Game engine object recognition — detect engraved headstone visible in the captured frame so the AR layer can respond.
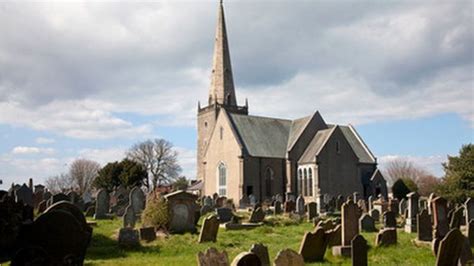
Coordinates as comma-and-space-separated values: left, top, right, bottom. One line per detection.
129, 187, 145, 216
370, 209, 380, 222
123, 205, 136, 228
332, 200, 359, 257
249, 207, 265, 223
274, 200, 282, 215
383, 211, 397, 228
359, 213, 376, 232
432, 197, 449, 239
94, 189, 109, 219
199, 215, 219, 243
307, 202, 317, 220
405, 192, 419, 233
273, 249, 304, 266
299, 227, 327, 262
164, 190, 199, 233
197, 247, 229, 266
351, 234, 368, 266
118, 228, 140, 247
250, 243, 270, 266
435, 228, 465, 266
449, 207, 464, 229
217, 207, 233, 223
375, 228, 397, 246
296, 196, 305, 215
417, 209, 432, 241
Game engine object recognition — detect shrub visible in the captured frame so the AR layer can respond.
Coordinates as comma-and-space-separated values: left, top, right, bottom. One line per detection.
141, 192, 169, 229
392, 178, 411, 200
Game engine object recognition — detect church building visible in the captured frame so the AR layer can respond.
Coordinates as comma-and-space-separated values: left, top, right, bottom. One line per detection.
197, 2, 388, 206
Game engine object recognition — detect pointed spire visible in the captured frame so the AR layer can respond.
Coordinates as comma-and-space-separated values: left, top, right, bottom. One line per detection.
208, 0, 237, 106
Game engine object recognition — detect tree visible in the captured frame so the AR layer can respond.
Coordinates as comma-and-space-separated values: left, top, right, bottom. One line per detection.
416, 174, 441, 196
68, 159, 100, 195
437, 144, 474, 203
127, 138, 182, 189
173, 176, 189, 191
392, 178, 411, 200
384, 159, 426, 185
93, 159, 148, 191
45, 173, 73, 193
93, 161, 122, 192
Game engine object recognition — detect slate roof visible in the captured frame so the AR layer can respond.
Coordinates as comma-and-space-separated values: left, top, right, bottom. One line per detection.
287, 115, 312, 150
298, 127, 335, 164
339, 125, 375, 164
228, 113, 292, 158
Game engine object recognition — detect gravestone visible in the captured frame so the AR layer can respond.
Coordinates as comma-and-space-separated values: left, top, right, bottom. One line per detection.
459, 237, 473, 266
275, 194, 283, 203
284, 201, 295, 213
351, 234, 368, 266
389, 198, 399, 215
50, 193, 69, 206
383, 211, 397, 228
199, 215, 219, 243
204, 196, 213, 207
399, 198, 407, 216
336, 195, 344, 211
375, 228, 397, 246
307, 202, 317, 220
15, 184, 33, 206
333, 200, 359, 257
230, 252, 261, 266
216, 196, 226, 208
357, 199, 367, 214
44, 201, 91, 237
273, 249, 304, 266
250, 243, 270, 266
94, 189, 109, 219
435, 228, 465, 266
201, 205, 213, 216
468, 220, 474, 247
37, 200, 47, 213
465, 198, 473, 225
428, 193, 436, 215
296, 196, 305, 215
417, 209, 432, 241
129, 187, 145, 216
118, 228, 140, 247
249, 194, 256, 206
326, 224, 342, 247
249, 207, 265, 223
353, 192, 360, 203
274, 200, 282, 215
449, 207, 463, 229
405, 192, 419, 233
197, 247, 229, 266
164, 190, 199, 233
123, 205, 136, 228
432, 197, 449, 239
359, 214, 376, 232
299, 227, 327, 262
139, 227, 156, 242
217, 207, 233, 223
370, 209, 380, 222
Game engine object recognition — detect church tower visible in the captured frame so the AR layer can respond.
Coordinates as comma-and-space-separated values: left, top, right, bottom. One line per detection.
197, 1, 248, 180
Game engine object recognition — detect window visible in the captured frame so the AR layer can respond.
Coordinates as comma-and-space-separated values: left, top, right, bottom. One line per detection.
336, 141, 340, 154
218, 162, 227, 196
308, 168, 313, 196
204, 121, 208, 128
220, 127, 224, 140
265, 167, 274, 198
303, 169, 308, 196
298, 169, 303, 196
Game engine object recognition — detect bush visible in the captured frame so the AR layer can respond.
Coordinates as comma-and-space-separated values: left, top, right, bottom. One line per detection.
392, 178, 411, 200
141, 192, 169, 229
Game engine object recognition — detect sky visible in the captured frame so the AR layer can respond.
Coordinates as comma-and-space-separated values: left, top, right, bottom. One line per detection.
0, 0, 472, 190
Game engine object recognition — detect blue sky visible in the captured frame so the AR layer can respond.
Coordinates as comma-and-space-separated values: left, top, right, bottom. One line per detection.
0, 1, 472, 189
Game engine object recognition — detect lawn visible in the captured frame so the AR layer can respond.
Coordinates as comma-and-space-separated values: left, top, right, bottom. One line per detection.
84, 213, 442, 266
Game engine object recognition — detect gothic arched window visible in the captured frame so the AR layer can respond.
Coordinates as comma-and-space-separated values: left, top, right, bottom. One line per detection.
308, 168, 313, 196
303, 169, 308, 196
218, 162, 227, 196
265, 167, 274, 198
298, 169, 303, 196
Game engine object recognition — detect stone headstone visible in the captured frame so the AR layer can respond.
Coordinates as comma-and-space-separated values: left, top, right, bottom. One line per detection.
370, 209, 380, 222
336, 195, 344, 211
435, 228, 465, 266
250, 243, 270, 266
357, 199, 367, 214
383, 211, 396, 228
129, 187, 145, 216
217, 207, 233, 223
37, 200, 47, 213
353, 192, 360, 203
405, 192, 419, 233
123, 205, 136, 228
197, 247, 229, 266
199, 215, 219, 243
274, 200, 282, 215
230, 252, 261, 266
299, 227, 327, 262
307, 202, 317, 221
449, 207, 463, 229
284, 201, 295, 213
428, 193, 436, 215
15, 184, 33, 206
326, 224, 342, 247
417, 209, 432, 241
465, 198, 473, 226
375, 228, 397, 246
201, 205, 214, 216
94, 189, 109, 219
432, 197, 449, 239
389, 198, 399, 215
468, 219, 474, 247
273, 249, 304, 266
164, 190, 199, 233
296, 196, 305, 215
351, 234, 368, 266
249, 194, 256, 206
332, 200, 359, 257
459, 236, 473, 266
399, 198, 407, 216
204, 196, 213, 207
50, 193, 70, 206
139, 227, 156, 242
118, 228, 140, 247
359, 213, 376, 232
249, 207, 265, 223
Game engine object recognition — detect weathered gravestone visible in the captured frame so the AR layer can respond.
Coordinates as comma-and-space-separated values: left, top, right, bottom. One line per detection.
468, 219, 474, 247
389, 198, 399, 215
49, 193, 70, 206
432, 197, 449, 240
296, 196, 305, 215
465, 198, 473, 226
370, 209, 380, 222
333, 200, 359, 257
428, 193, 436, 215
37, 200, 47, 214
375, 228, 397, 246
249, 207, 265, 223
405, 192, 419, 233
299, 227, 327, 262
249, 194, 256, 207
399, 198, 407, 216
336, 195, 344, 211
15, 184, 33, 207
123, 205, 136, 228
449, 207, 463, 229
129, 187, 145, 216
250, 243, 270, 266
435, 228, 465, 266
197, 247, 229, 266
351, 234, 368, 266
383, 211, 397, 228
357, 199, 367, 214
326, 224, 342, 247
94, 189, 109, 219
199, 215, 219, 243
284, 201, 296, 213
139, 227, 156, 242
230, 252, 261, 266
274, 200, 282, 215
217, 207, 233, 223
307, 202, 317, 221
201, 205, 213, 216
353, 192, 360, 203
44, 201, 92, 238
359, 213, 376, 232
118, 228, 140, 247
273, 248, 304, 266
204, 196, 213, 207
164, 190, 198, 233
417, 209, 432, 241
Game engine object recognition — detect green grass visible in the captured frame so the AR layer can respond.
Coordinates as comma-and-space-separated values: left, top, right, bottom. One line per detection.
85, 215, 438, 266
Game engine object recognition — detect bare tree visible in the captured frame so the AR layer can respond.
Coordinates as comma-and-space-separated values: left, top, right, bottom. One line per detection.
416, 174, 441, 196
127, 138, 182, 189
384, 159, 427, 184
69, 159, 100, 195
45, 173, 74, 193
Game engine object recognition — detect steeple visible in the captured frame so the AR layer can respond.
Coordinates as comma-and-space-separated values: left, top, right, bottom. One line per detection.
208, 0, 237, 106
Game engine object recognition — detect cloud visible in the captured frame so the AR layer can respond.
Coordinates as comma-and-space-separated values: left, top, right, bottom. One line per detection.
175, 147, 196, 179
36, 137, 55, 144
78, 147, 126, 165
11, 146, 55, 155
378, 154, 447, 177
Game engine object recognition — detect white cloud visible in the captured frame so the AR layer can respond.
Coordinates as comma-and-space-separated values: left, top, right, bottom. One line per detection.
175, 147, 196, 179
78, 147, 126, 165
11, 146, 55, 155
378, 154, 447, 177
36, 137, 55, 144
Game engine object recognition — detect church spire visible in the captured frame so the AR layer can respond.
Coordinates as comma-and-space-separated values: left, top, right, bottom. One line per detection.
208, 0, 237, 106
